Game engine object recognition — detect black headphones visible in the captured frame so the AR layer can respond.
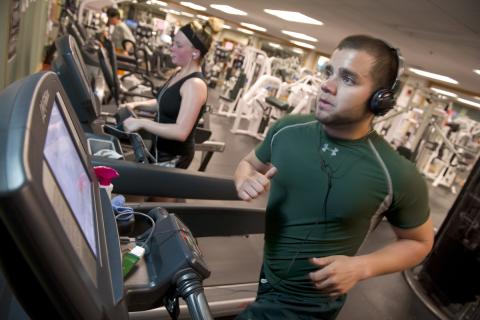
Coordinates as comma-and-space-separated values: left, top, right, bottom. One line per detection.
368, 46, 404, 116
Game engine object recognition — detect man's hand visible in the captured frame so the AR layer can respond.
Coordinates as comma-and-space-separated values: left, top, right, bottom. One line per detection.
235, 166, 277, 201
123, 117, 146, 133
309, 255, 365, 297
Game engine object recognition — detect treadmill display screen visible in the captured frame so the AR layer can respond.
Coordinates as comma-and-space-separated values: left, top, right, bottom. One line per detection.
43, 101, 97, 257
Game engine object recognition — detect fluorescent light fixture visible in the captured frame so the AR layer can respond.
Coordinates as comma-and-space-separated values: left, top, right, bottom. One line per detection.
318, 55, 329, 65
151, 0, 167, 6
240, 22, 266, 32
180, 12, 195, 17
282, 30, 317, 42
292, 48, 304, 54
264, 9, 323, 25
237, 27, 254, 35
210, 4, 247, 16
180, 2, 206, 11
268, 42, 282, 49
457, 98, 480, 108
290, 40, 315, 49
474, 69, 480, 76
317, 56, 329, 71
408, 67, 458, 84
168, 9, 181, 15
196, 14, 209, 20
223, 24, 231, 29
431, 87, 458, 97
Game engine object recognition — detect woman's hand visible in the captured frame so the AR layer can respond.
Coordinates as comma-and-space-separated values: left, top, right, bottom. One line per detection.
119, 102, 136, 114
123, 117, 146, 132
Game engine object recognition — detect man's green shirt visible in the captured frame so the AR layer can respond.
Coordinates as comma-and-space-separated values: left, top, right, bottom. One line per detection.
255, 114, 430, 298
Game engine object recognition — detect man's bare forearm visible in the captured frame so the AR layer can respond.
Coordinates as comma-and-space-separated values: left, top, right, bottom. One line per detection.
356, 236, 433, 280
356, 219, 434, 280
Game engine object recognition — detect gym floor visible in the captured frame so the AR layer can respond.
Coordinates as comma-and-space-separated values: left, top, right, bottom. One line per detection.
186, 87, 458, 319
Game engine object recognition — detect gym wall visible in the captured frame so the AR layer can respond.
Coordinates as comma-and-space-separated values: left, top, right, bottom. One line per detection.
0, 0, 59, 90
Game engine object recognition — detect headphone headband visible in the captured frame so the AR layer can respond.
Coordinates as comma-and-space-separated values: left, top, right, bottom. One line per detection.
368, 42, 405, 116
179, 23, 208, 56
389, 46, 404, 93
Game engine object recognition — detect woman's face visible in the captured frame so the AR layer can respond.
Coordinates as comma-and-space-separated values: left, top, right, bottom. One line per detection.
170, 31, 198, 66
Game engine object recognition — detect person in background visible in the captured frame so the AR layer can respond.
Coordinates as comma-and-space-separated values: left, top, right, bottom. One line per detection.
234, 35, 434, 319
106, 7, 136, 54
122, 18, 223, 169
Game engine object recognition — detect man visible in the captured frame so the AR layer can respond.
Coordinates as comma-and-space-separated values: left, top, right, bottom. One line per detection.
234, 35, 434, 319
106, 7, 136, 54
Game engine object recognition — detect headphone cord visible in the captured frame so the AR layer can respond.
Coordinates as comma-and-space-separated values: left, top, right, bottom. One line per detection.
268, 159, 333, 288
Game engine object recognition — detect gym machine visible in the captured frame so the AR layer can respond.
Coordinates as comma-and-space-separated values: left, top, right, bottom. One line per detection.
0, 71, 265, 320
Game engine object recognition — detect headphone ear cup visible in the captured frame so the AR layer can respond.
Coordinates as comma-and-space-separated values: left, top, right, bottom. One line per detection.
369, 89, 395, 116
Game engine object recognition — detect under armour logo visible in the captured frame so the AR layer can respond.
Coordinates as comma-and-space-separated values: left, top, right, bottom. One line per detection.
321, 143, 339, 156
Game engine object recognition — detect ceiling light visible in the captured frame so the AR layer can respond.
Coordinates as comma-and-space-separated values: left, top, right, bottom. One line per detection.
223, 24, 231, 29
292, 48, 304, 54
290, 40, 315, 49
180, 12, 195, 17
237, 27, 254, 35
474, 69, 480, 76
269, 42, 282, 49
210, 4, 247, 16
264, 9, 323, 25
151, 0, 167, 6
180, 2, 206, 11
196, 14, 209, 20
168, 9, 181, 15
240, 22, 266, 32
317, 56, 329, 66
457, 98, 480, 109
282, 30, 317, 42
431, 87, 458, 97
408, 68, 458, 84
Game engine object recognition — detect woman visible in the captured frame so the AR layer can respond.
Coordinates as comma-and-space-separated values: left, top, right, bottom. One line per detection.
122, 18, 222, 168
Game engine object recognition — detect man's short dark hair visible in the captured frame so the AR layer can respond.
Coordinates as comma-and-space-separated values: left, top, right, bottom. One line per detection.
336, 35, 399, 90
106, 7, 120, 19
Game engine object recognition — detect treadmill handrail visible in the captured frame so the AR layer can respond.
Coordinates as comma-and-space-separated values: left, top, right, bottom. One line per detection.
129, 203, 266, 236
92, 157, 239, 200
194, 141, 225, 152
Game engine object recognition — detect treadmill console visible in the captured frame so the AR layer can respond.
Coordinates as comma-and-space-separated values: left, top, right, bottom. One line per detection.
122, 207, 211, 315
52, 35, 100, 131
0, 72, 126, 319
0, 72, 213, 320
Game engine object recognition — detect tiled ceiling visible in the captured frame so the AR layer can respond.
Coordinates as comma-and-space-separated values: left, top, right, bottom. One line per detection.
167, 0, 480, 95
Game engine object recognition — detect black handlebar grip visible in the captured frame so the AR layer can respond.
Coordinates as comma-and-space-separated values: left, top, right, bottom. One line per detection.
129, 133, 146, 163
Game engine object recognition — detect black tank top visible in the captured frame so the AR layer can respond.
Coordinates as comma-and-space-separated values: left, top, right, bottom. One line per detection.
156, 72, 206, 156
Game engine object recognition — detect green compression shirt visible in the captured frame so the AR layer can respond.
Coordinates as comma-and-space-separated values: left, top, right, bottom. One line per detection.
255, 114, 430, 299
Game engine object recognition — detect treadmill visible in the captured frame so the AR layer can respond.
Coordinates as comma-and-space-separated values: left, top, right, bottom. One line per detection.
53, 34, 225, 176
0, 72, 264, 319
